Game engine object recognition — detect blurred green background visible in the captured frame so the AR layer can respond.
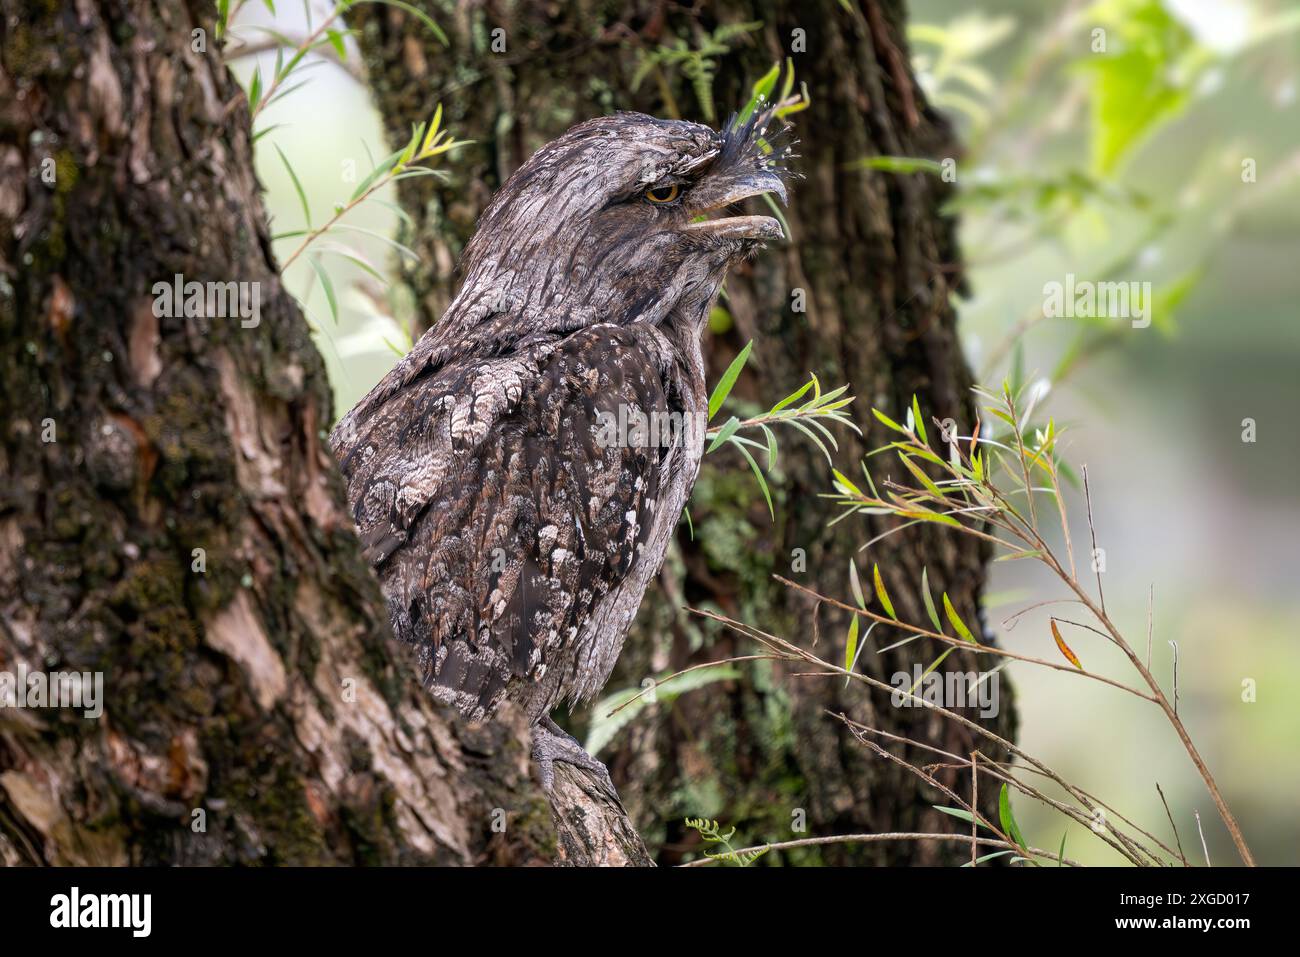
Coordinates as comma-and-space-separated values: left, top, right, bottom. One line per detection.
234, 0, 1300, 865
908, 0, 1300, 866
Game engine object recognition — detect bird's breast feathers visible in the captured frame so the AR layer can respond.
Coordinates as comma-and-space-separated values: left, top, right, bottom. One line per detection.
331, 320, 705, 721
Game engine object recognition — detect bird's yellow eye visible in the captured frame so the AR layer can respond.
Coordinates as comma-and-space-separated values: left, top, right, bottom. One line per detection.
645, 184, 681, 204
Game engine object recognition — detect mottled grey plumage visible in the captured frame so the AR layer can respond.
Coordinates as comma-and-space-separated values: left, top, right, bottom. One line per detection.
330, 110, 790, 766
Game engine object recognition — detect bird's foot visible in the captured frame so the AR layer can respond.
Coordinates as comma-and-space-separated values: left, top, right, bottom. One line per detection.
531, 715, 616, 798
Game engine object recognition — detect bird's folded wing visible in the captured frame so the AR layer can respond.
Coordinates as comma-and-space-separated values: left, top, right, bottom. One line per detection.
332, 324, 674, 718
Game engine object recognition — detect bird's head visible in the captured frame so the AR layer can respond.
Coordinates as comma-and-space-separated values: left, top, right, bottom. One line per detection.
454, 109, 793, 334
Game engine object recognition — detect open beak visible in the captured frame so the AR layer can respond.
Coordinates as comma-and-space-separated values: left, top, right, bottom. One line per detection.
682, 169, 786, 242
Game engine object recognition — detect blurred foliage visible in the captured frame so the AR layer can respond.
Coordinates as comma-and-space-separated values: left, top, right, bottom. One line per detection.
904, 0, 1300, 394
904, 0, 1300, 865
630, 20, 764, 121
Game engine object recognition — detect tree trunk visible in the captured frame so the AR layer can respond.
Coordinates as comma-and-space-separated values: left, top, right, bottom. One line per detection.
0, 0, 640, 866
355, 0, 1017, 864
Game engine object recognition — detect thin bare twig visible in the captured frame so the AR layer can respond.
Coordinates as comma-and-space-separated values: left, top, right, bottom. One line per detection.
690, 606, 1153, 865
971, 751, 979, 867
1156, 782, 1190, 867
1001, 598, 1087, 630
1169, 640, 1179, 717
773, 575, 1157, 702
1081, 464, 1106, 614
841, 400, 1256, 865
839, 715, 1154, 866
603, 655, 783, 718
1194, 809, 1210, 867
247, 2, 349, 125
679, 832, 1081, 867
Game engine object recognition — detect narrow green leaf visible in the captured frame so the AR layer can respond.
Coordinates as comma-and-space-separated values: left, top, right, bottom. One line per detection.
326, 28, 347, 60
873, 564, 897, 620
907, 646, 954, 695
899, 453, 946, 501
872, 407, 908, 433
350, 146, 405, 202
262, 76, 312, 111
274, 145, 311, 229
962, 850, 1015, 867
365, 0, 449, 45
732, 439, 774, 519
933, 806, 990, 829
943, 593, 976, 642
248, 64, 263, 111
329, 223, 421, 262
423, 103, 443, 152
216, 0, 230, 40
708, 340, 753, 420
895, 441, 944, 467
862, 461, 880, 498
306, 256, 338, 324
998, 783, 1028, 850
912, 394, 928, 445
994, 548, 1044, 562
849, 155, 946, 176
252, 124, 285, 143
315, 241, 386, 283
844, 614, 859, 674
760, 423, 778, 471
920, 567, 943, 632
398, 121, 425, 167
788, 419, 833, 466
738, 61, 781, 127
370, 197, 414, 228
810, 384, 850, 408
900, 508, 962, 529
848, 558, 867, 610
832, 468, 863, 497
705, 415, 741, 454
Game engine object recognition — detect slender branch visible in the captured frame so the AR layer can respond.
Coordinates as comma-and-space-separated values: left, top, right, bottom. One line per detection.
1001, 598, 1087, 629
248, 2, 349, 125
689, 607, 1150, 860
1046, 451, 1077, 580
1156, 782, 1190, 867
1081, 464, 1106, 614
853, 397, 1256, 865
602, 655, 781, 718
970, 750, 978, 867
1194, 810, 1210, 867
834, 712, 1153, 866
1054, 570, 1253, 864
772, 575, 1157, 702
681, 832, 1081, 867
224, 35, 363, 82
279, 176, 384, 274
982, 759, 1185, 865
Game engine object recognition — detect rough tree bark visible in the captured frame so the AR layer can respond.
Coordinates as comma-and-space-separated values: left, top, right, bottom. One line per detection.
354, 0, 1017, 864
0, 0, 644, 866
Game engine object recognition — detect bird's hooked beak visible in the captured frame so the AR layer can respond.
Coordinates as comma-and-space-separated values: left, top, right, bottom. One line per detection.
681, 168, 787, 242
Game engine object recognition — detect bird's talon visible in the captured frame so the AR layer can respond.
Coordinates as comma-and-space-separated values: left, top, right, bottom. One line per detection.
531, 717, 615, 797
